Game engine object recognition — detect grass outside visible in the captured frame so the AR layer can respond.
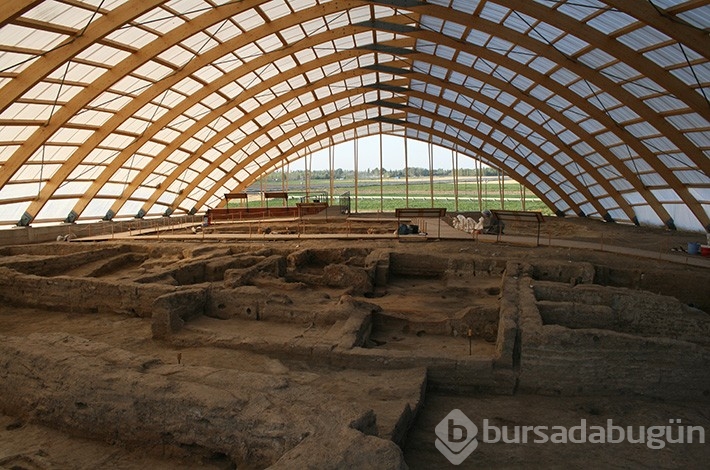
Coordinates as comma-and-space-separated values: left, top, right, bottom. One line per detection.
350, 197, 550, 213
242, 177, 552, 214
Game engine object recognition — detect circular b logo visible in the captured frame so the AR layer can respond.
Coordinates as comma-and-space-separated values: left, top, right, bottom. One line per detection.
435, 409, 478, 465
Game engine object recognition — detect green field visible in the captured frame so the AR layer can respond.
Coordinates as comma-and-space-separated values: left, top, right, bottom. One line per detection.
350, 197, 549, 213
247, 177, 552, 215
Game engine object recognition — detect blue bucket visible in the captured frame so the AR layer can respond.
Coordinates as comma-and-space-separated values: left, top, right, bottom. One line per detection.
688, 242, 701, 255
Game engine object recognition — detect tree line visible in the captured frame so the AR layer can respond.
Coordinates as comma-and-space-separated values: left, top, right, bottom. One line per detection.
265, 167, 501, 181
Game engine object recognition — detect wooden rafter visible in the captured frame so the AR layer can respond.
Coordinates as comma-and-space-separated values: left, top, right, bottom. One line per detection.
1, 0, 708, 230
166, 101, 586, 216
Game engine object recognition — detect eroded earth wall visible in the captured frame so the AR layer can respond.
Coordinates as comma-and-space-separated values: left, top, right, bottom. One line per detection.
0, 333, 409, 469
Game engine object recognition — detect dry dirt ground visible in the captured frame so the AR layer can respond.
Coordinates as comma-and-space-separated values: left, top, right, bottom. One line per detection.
0, 216, 709, 469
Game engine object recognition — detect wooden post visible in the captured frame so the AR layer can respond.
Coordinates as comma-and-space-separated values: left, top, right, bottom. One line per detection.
499, 169, 504, 210
354, 138, 359, 213
379, 132, 384, 213
453, 149, 459, 213
476, 156, 483, 211
428, 142, 434, 208
281, 165, 286, 206
304, 152, 309, 202
259, 174, 266, 207
329, 141, 335, 205
484, 161, 488, 206
404, 135, 409, 208
285, 162, 289, 192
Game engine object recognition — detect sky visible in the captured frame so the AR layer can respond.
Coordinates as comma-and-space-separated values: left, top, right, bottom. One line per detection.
287, 135, 483, 172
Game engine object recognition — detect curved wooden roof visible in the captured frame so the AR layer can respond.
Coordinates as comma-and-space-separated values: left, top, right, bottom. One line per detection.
0, 0, 708, 230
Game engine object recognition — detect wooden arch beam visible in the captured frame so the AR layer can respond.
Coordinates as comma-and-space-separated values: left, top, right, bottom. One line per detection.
384, 94, 634, 220
5, 1, 705, 228
118, 40, 665, 226
453, 0, 710, 115
387, 22, 709, 228
22, 27, 683, 227
140, 70, 626, 223
0, 0, 166, 114
0, 0, 265, 190
172, 101, 585, 217
0, 1, 44, 27
100, 53, 407, 220
206, 118, 566, 217
381, 57, 672, 224
11, 5, 700, 224
78, 26, 672, 227
97, 17, 707, 229
134, 80, 603, 219
383, 19, 709, 177
126, 50, 637, 224
7, 0, 382, 219
601, 0, 710, 60
45, 49, 385, 222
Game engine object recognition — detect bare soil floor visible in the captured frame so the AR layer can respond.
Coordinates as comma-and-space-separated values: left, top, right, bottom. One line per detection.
404, 393, 710, 469
0, 216, 709, 469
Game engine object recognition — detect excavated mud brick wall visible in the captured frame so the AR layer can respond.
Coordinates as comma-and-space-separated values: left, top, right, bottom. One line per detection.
505, 261, 710, 399
0, 266, 187, 318
0, 333, 408, 469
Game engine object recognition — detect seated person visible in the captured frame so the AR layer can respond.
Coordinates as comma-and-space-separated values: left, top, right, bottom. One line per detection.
476, 209, 505, 234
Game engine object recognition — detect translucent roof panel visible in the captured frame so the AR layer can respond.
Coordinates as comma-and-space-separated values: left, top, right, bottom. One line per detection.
0, 0, 707, 231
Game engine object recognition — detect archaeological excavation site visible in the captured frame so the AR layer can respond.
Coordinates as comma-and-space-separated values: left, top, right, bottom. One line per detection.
1, 214, 709, 469
1, 0, 710, 468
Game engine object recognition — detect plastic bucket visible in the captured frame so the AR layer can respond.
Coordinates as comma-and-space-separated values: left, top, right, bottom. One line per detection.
688, 242, 701, 255
701, 245, 710, 257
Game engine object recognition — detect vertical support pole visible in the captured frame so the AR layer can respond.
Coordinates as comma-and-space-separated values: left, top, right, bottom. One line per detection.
404, 134, 409, 208
309, 153, 314, 203
452, 149, 459, 213
303, 152, 307, 202
285, 162, 290, 206
260, 173, 265, 207
329, 141, 335, 205
476, 156, 483, 211
499, 169, 504, 210
379, 132, 384, 213
428, 142, 434, 208
484, 160, 488, 206
281, 165, 286, 206
354, 138, 359, 213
